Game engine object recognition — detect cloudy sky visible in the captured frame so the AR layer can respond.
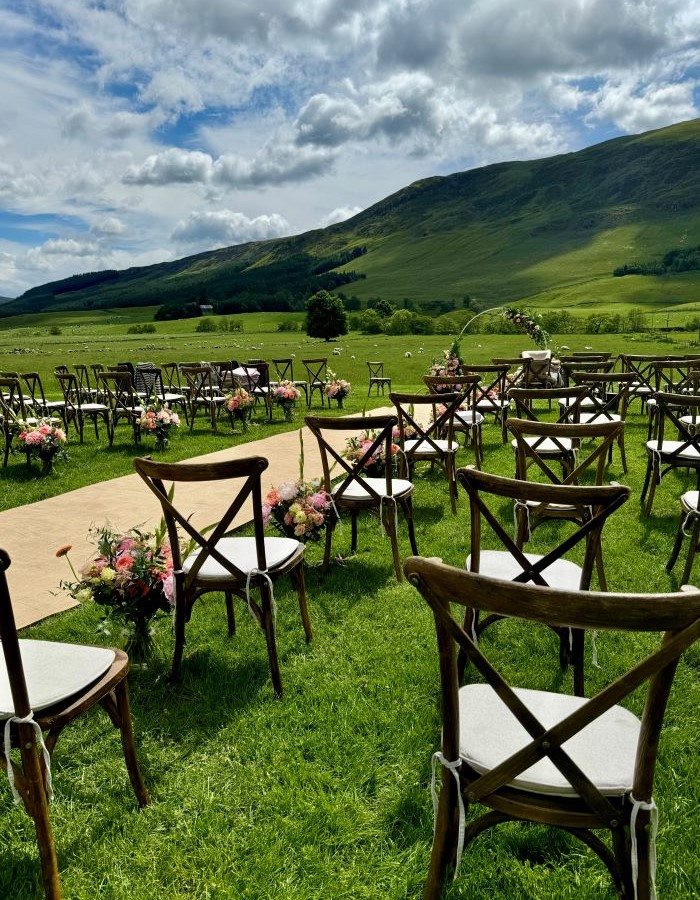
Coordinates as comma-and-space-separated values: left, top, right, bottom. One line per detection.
1, 0, 699, 298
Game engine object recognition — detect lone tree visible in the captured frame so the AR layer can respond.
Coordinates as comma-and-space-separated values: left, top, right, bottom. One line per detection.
305, 290, 348, 341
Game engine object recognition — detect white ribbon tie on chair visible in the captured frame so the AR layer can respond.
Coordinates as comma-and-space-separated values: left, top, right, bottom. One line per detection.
630, 794, 658, 900
4, 712, 54, 803
513, 499, 531, 542
431, 751, 466, 880
245, 568, 277, 628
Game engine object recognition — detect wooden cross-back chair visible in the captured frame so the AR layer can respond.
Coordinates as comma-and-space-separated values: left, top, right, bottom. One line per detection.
0, 548, 149, 900
54, 371, 109, 443
0, 378, 29, 467
159, 362, 189, 425
302, 358, 328, 408
20, 373, 67, 422
271, 359, 308, 403
304, 414, 418, 581
460, 363, 511, 442
492, 356, 531, 389
242, 361, 272, 420
180, 365, 226, 431
568, 371, 634, 473
422, 374, 483, 466
641, 390, 700, 517
559, 357, 615, 386
457, 466, 630, 696
99, 370, 143, 447
619, 354, 663, 413
508, 385, 587, 468
133, 455, 311, 693
646, 358, 700, 439
367, 361, 392, 397
405, 555, 700, 900
390, 391, 464, 514
73, 364, 99, 403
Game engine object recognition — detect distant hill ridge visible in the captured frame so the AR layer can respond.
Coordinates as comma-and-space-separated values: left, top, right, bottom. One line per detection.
4, 118, 700, 318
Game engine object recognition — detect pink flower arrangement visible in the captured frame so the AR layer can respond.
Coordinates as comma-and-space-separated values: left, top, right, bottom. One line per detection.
273, 380, 302, 421
324, 370, 351, 404
139, 404, 180, 449
224, 387, 255, 431
343, 429, 400, 476
59, 523, 174, 663
16, 419, 68, 474
262, 480, 331, 542
427, 339, 463, 392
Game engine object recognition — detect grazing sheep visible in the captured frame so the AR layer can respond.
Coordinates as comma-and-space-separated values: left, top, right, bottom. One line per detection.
405, 351, 412, 358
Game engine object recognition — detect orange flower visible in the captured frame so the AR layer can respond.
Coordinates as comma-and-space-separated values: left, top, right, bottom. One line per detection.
55, 544, 72, 557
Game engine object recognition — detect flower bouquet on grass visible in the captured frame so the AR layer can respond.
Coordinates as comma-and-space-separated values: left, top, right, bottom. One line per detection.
324, 371, 351, 409
273, 380, 301, 421
225, 387, 255, 432
343, 429, 400, 477
58, 522, 174, 665
263, 480, 331, 542
16, 419, 68, 475
139, 404, 180, 450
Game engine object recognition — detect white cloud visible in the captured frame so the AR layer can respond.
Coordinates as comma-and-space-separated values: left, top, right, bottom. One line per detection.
588, 80, 698, 133
318, 206, 363, 227
171, 209, 291, 250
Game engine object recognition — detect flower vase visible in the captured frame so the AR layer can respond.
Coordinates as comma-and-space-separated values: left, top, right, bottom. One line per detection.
124, 619, 156, 666
283, 403, 295, 422
154, 438, 168, 451
237, 413, 249, 433
336, 397, 345, 409
39, 450, 55, 476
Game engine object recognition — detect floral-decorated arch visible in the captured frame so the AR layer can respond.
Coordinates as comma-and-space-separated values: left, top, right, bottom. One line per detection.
501, 306, 550, 349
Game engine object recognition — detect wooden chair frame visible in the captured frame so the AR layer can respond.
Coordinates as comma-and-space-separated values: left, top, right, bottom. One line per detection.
271, 359, 309, 403
304, 414, 418, 581
133, 455, 311, 692
390, 391, 464, 514
461, 364, 511, 442
181, 365, 226, 431
99, 370, 143, 447
242, 362, 272, 420
423, 375, 483, 467
457, 465, 630, 695
559, 357, 615, 386
54, 372, 109, 443
641, 391, 700, 516
367, 361, 392, 397
405, 554, 700, 900
568, 371, 634, 473
20, 373, 67, 422
0, 548, 149, 900
302, 358, 328, 408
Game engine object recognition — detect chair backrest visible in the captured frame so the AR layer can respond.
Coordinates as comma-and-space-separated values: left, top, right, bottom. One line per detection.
133, 456, 271, 594
519, 350, 556, 387
305, 414, 399, 503
367, 361, 386, 379
650, 391, 700, 456
457, 465, 629, 591
508, 417, 623, 487
619, 354, 663, 388
508, 386, 587, 423
20, 372, 48, 409
404, 554, 700, 819
303, 358, 327, 384
570, 351, 614, 360
568, 371, 634, 421
651, 358, 700, 394
100, 370, 141, 412
460, 363, 509, 403
390, 392, 463, 459
559, 358, 615, 386
246, 361, 270, 388
422, 374, 481, 399
181, 365, 218, 402
73, 364, 94, 399
55, 371, 82, 413
0, 376, 33, 420
134, 363, 163, 402
161, 362, 183, 392
272, 359, 294, 381
0, 549, 33, 723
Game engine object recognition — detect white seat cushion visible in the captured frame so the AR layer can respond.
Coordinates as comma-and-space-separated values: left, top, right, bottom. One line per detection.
681, 491, 700, 514
183, 536, 300, 579
0, 640, 115, 719
578, 412, 621, 424
333, 477, 413, 500
476, 399, 510, 411
510, 437, 573, 453
405, 438, 459, 455
455, 411, 484, 425
81, 403, 108, 412
459, 683, 640, 796
466, 550, 582, 590
646, 440, 700, 460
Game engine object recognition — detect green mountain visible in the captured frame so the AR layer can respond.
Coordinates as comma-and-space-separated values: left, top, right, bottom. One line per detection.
5, 118, 700, 318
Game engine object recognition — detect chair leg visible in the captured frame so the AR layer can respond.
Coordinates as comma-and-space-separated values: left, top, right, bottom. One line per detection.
571, 627, 585, 697
681, 518, 700, 584
225, 591, 236, 635
112, 681, 150, 807
639, 456, 657, 516
447, 456, 457, 515
169, 592, 187, 683
402, 496, 419, 556
422, 769, 464, 900
291, 561, 313, 642
260, 580, 282, 697
18, 727, 61, 900
383, 500, 403, 582
322, 518, 335, 571
666, 513, 685, 574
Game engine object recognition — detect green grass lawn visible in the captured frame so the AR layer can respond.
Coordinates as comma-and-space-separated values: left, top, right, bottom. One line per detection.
2, 320, 700, 898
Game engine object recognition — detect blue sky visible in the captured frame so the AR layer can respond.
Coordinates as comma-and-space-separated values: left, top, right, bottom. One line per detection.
1, 0, 699, 298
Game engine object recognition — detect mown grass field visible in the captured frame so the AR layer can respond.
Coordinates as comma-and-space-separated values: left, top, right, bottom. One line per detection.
1, 311, 699, 898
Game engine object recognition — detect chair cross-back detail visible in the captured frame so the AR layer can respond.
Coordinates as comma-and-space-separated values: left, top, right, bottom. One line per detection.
390, 391, 464, 514
54, 372, 109, 443
305, 414, 418, 581
160, 363, 190, 426
271, 359, 309, 404
405, 555, 700, 900
641, 390, 700, 517
242, 362, 272, 420
457, 465, 630, 696
99, 370, 144, 447
568, 371, 634, 473
461, 364, 511, 442
20, 373, 67, 422
73, 364, 99, 404
619, 354, 662, 413
422, 374, 483, 467
133, 456, 311, 693
367, 361, 392, 397
181, 365, 225, 431
0, 548, 149, 900
0, 378, 29, 467
302, 358, 328, 408
559, 357, 615, 386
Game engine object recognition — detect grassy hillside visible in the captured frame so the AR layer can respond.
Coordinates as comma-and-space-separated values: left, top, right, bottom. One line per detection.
4, 119, 700, 318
